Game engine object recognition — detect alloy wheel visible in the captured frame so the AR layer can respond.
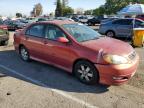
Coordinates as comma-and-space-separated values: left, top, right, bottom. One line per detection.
20, 47, 29, 61
106, 31, 114, 37
74, 61, 99, 85
77, 65, 93, 82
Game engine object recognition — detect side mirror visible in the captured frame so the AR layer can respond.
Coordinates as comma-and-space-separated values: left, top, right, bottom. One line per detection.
57, 37, 69, 43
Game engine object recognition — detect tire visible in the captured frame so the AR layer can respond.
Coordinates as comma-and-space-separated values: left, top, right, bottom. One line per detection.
106, 31, 115, 38
74, 60, 99, 85
1, 40, 8, 46
19, 46, 30, 61
88, 22, 92, 26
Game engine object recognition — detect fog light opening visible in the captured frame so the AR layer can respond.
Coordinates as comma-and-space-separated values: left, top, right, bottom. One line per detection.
112, 76, 128, 80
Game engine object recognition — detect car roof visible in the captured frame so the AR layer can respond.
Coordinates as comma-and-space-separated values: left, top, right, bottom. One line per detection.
107, 18, 144, 23
114, 18, 143, 21
36, 20, 77, 25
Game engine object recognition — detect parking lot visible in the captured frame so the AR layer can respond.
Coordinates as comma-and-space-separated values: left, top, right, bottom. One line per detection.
0, 29, 144, 108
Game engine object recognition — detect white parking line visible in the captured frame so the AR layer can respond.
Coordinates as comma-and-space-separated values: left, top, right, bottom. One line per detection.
0, 64, 98, 108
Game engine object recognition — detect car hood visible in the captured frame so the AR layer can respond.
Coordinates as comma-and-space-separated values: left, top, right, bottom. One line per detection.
81, 37, 134, 56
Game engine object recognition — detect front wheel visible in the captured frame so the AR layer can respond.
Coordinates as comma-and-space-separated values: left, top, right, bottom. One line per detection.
106, 31, 115, 38
74, 61, 99, 85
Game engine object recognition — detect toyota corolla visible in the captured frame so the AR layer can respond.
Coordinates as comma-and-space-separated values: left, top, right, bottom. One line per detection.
14, 20, 139, 85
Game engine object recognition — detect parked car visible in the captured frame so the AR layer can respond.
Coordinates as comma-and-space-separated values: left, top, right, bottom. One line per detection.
0, 20, 9, 45
3, 20, 26, 30
78, 16, 88, 23
101, 18, 118, 24
14, 20, 139, 85
56, 17, 74, 21
13, 20, 27, 29
136, 15, 144, 21
3, 20, 18, 30
71, 16, 79, 22
36, 18, 49, 22
18, 19, 28, 24
25, 17, 37, 23
87, 17, 103, 26
99, 18, 144, 38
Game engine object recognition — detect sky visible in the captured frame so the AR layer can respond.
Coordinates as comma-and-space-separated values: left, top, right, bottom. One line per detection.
0, 0, 106, 17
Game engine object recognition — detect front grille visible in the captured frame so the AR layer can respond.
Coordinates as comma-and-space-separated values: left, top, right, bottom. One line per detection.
128, 51, 136, 60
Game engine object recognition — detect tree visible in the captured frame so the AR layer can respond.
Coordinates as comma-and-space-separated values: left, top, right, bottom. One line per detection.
31, 3, 43, 17
104, 0, 144, 15
55, 0, 63, 17
34, 3, 43, 16
93, 5, 105, 16
92, 0, 144, 16
16, 13, 22, 18
62, 0, 68, 7
84, 10, 93, 15
63, 6, 74, 16
75, 8, 84, 15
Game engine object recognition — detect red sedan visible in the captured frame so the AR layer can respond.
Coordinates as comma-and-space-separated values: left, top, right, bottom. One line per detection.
13, 20, 139, 85
136, 15, 144, 21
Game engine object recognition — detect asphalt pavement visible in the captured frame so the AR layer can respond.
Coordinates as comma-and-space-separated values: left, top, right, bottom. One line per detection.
0, 31, 144, 108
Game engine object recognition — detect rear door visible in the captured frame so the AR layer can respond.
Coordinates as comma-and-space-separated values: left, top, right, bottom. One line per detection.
113, 19, 133, 37
24, 24, 46, 60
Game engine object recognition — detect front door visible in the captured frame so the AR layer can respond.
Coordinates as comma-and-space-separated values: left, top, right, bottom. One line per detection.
43, 24, 72, 70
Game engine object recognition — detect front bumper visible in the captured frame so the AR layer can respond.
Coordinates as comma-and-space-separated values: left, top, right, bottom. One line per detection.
95, 55, 139, 85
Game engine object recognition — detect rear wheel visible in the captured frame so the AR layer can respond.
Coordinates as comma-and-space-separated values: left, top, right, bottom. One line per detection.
106, 31, 115, 38
20, 46, 30, 61
74, 61, 99, 85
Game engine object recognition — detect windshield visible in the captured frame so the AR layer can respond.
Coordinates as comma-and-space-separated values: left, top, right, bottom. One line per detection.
62, 24, 101, 42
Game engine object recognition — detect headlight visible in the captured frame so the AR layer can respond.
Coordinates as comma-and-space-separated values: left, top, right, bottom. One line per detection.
103, 54, 128, 64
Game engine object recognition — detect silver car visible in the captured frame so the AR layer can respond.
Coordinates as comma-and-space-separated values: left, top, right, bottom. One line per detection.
99, 18, 144, 38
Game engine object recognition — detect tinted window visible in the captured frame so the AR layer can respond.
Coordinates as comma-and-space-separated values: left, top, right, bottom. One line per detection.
45, 25, 66, 40
112, 19, 132, 25
26, 24, 45, 38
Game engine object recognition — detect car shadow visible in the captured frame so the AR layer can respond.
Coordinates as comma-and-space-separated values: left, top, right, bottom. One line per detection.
0, 50, 109, 94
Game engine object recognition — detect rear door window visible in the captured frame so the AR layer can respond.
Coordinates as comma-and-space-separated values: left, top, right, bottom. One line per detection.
26, 24, 45, 38
112, 19, 132, 25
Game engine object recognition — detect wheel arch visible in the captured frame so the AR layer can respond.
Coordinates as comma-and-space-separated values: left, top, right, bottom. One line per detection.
72, 58, 99, 75
105, 30, 115, 36
18, 44, 25, 54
